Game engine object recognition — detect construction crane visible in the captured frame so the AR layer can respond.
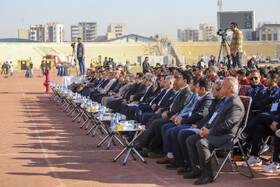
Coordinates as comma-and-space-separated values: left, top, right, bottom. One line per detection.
217, 0, 222, 12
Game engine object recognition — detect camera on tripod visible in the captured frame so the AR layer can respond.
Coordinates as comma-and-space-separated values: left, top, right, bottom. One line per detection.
217, 28, 228, 37
71, 42, 76, 48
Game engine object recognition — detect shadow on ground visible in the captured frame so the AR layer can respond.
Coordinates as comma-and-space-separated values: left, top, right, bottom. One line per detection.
7, 94, 280, 186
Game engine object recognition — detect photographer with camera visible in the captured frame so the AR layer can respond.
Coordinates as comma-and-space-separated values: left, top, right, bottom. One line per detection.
77, 37, 85, 75
230, 22, 243, 69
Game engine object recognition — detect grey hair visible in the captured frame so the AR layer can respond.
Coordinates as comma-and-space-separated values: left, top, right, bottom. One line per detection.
209, 66, 218, 73
166, 75, 175, 84
228, 78, 239, 94
214, 80, 224, 91
146, 74, 157, 85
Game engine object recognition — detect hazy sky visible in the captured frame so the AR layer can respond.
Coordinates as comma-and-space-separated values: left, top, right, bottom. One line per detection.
1, 0, 280, 41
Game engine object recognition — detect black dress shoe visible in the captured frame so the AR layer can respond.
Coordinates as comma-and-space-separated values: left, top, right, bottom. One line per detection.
139, 149, 149, 157
133, 142, 142, 151
183, 171, 202, 179
165, 162, 182, 170
194, 176, 213, 185
177, 166, 192, 175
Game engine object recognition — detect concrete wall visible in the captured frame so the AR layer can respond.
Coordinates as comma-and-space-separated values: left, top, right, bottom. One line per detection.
0, 41, 279, 69
177, 41, 280, 65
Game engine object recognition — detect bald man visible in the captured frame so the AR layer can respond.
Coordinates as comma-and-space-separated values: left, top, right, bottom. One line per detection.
184, 77, 245, 185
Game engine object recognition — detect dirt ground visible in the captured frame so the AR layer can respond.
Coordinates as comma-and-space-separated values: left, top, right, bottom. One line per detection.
0, 70, 279, 187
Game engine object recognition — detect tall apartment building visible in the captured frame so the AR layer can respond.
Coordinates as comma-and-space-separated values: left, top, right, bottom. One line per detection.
177, 28, 203, 42
18, 28, 29, 39
199, 24, 216, 41
28, 22, 64, 43
71, 22, 97, 42
47, 22, 64, 43
106, 23, 127, 40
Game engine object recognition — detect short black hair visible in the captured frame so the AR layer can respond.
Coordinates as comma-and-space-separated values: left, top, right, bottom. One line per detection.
231, 22, 238, 27
196, 66, 203, 71
193, 76, 201, 86
199, 77, 212, 91
136, 72, 144, 78
181, 71, 193, 84
260, 68, 269, 78
268, 71, 278, 80
236, 69, 246, 76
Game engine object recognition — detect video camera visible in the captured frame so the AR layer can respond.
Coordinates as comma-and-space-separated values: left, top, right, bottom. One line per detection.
71, 42, 76, 52
71, 42, 76, 48
217, 28, 228, 37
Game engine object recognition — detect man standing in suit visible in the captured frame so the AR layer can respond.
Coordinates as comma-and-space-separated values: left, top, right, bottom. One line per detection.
185, 77, 244, 185
143, 57, 151, 74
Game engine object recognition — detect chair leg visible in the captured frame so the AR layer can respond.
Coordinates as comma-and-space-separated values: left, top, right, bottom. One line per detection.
214, 151, 231, 181
237, 141, 254, 179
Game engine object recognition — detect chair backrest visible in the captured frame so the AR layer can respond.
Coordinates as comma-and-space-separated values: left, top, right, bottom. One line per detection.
238, 85, 251, 96
233, 96, 252, 143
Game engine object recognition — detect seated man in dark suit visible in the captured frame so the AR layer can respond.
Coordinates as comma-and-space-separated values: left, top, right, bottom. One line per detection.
135, 75, 199, 155
167, 80, 223, 175
121, 73, 156, 118
157, 78, 214, 164
139, 75, 176, 125
110, 72, 146, 113
133, 77, 166, 122
185, 77, 244, 185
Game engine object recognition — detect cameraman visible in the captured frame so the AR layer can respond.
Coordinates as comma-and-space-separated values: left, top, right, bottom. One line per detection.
230, 22, 243, 69
77, 37, 85, 75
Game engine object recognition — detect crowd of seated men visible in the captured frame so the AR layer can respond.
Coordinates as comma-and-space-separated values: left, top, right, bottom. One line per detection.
69, 63, 280, 185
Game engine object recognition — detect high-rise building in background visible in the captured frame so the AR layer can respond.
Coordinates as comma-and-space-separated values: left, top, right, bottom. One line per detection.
71, 22, 97, 42
46, 22, 64, 43
177, 28, 203, 42
199, 24, 216, 41
18, 28, 29, 39
106, 23, 127, 40
25, 22, 64, 43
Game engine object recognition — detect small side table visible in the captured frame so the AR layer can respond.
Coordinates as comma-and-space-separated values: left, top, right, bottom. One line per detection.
113, 128, 147, 165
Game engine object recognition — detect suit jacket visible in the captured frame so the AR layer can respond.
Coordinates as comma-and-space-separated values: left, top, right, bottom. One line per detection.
110, 81, 126, 94
181, 92, 214, 125
165, 86, 192, 118
134, 85, 155, 103
207, 94, 245, 150
149, 88, 166, 106
195, 98, 221, 129
156, 88, 176, 110
143, 61, 150, 74
99, 79, 110, 89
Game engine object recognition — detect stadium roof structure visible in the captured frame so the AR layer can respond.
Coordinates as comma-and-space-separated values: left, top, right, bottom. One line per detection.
106, 34, 157, 42
0, 38, 40, 43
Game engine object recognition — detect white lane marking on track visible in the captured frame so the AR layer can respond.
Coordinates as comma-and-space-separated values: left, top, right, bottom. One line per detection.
16, 77, 66, 187
131, 160, 174, 187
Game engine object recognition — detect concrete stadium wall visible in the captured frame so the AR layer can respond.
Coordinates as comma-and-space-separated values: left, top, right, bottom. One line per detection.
177, 41, 280, 65
0, 42, 159, 69
0, 41, 279, 69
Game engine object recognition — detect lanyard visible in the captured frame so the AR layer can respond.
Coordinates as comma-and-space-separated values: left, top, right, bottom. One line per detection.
217, 95, 235, 112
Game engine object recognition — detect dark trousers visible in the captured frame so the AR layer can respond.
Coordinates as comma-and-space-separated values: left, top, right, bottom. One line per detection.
186, 134, 214, 178
178, 128, 200, 166
110, 99, 123, 112
274, 136, 280, 163
137, 116, 170, 151
247, 113, 275, 157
